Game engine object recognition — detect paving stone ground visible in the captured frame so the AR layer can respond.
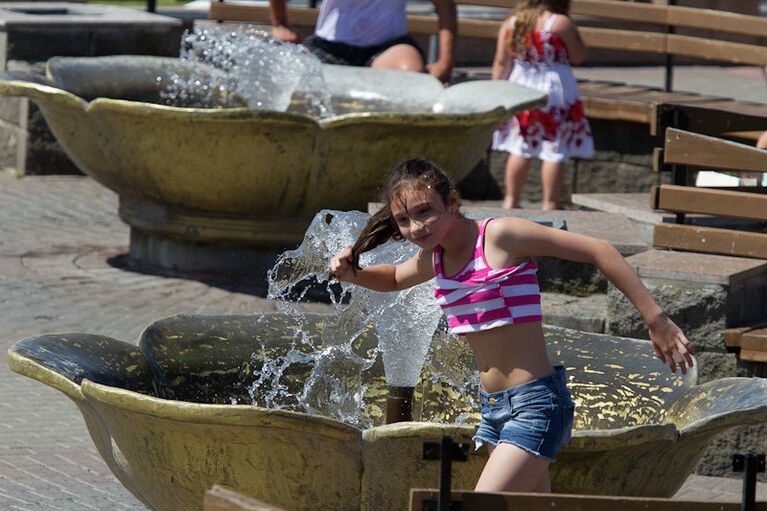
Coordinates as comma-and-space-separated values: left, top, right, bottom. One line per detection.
2, 173, 767, 509
0, 174, 330, 510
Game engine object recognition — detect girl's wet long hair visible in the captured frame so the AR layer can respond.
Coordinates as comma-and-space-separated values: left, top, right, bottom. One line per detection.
510, 0, 571, 57
348, 158, 458, 271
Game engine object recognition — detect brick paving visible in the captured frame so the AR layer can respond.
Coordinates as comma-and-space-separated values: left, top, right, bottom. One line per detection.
1, 169, 766, 509
0, 174, 328, 510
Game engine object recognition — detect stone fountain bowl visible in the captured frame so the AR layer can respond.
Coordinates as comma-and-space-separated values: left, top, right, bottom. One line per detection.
9, 313, 767, 510
0, 55, 545, 252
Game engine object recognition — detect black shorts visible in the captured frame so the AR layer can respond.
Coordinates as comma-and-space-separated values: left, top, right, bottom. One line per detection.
302, 34, 425, 67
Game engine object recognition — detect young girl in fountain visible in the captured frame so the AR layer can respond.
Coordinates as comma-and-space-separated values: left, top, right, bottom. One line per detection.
329, 158, 694, 493
492, 0, 594, 210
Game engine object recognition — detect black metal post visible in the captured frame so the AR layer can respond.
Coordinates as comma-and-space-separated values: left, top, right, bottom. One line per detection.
733, 453, 765, 511
423, 436, 468, 511
385, 386, 414, 424
664, 0, 676, 92
668, 108, 686, 224
146, 0, 156, 13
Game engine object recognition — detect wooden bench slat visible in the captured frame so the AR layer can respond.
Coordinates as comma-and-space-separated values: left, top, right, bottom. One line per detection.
410, 489, 763, 511
581, 27, 667, 54
659, 103, 767, 138
582, 99, 651, 123
741, 328, 767, 362
667, 34, 767, 67
666, 5, 767, 38
664, 128, 767, 173
653, 185, 767, 221
653, 223, 767, 259
577, 80, 636, 92
209, 3, 298, 24
728, 318, 767, 350
457, 0, 767, 38
741, 349, 767, 363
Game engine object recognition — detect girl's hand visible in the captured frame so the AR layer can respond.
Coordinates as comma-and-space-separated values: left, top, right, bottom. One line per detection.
648, 314, 696, 374
271, 24, 300, 43
329, 246, 355, 282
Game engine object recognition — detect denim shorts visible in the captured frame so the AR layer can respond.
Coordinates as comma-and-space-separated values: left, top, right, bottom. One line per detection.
473, 366, 575, 462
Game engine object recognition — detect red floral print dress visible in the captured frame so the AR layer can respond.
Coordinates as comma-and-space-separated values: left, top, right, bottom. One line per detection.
492, 14, 594, 163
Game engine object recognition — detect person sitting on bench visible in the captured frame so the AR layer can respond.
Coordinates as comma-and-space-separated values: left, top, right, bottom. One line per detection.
268, 0, 456, 83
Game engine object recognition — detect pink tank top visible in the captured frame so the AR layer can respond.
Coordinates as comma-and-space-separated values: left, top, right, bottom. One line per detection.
433, 218, 543, 336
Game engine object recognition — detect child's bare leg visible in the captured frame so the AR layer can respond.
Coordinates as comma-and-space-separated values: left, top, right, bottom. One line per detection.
757, 130, 767, 149
504, 155, 531, 209
371, 44, 424, 73
540, 160, 567, 210
475, 443, 551, 493
534, 468, 551, 492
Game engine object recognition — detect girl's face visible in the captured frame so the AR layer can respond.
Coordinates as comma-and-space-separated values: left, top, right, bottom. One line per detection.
389, 185, 456, 249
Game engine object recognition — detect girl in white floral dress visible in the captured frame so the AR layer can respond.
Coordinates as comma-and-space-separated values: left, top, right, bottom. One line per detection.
492, 0, 594, 210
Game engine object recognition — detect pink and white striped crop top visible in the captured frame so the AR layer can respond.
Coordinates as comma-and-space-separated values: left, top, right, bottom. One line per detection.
433, 218, 543, 336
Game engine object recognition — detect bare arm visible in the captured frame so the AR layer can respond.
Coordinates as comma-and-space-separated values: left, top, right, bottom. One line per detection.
492, 18, 513, 80
553, 15, 587, 65
426, 0, 457, 83
329, 247, 435, 292
488, 218, 696, 373
269, 0, 300, 43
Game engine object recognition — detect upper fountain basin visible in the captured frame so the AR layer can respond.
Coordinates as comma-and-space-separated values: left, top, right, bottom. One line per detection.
0, 55, 545, 220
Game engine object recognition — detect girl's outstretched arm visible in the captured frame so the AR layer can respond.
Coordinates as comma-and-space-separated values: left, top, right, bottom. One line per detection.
488, 217, 696, 374
492, 18, 514, 80
329, 246, 435, 292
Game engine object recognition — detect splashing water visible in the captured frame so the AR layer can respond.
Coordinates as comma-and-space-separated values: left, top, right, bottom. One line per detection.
235, 210, 456, 428
160, 25, 333, 117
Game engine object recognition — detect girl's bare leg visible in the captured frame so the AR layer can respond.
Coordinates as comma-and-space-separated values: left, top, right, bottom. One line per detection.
540, 160, 567, 210
371, 44, 424, 72
504, 155, 531, 209
475, 443, 551, 493
757, 130, 767, 149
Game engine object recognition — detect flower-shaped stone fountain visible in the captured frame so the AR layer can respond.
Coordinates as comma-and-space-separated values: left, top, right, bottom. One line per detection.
9, 312, 767, 511
0, 47, 545, 274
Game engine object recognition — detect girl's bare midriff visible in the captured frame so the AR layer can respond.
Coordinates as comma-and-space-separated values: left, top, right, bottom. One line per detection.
466, 320, 553, 393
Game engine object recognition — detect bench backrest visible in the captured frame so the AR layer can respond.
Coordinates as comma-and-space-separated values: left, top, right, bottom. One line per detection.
651, 128, 767, 260
209, 0, 767, 67
409, 489, 767, 511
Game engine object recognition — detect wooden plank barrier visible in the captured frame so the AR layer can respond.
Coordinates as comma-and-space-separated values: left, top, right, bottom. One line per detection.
663, 128, 767, 173
650, 129, 767, 260
203, 486, 287, 511
724, 319, 767, 351
409, 489, 767, 511
208, 1, 767, 67
653, 224, 767, 260
208, 0, 767, 129
651, 185, 767, 222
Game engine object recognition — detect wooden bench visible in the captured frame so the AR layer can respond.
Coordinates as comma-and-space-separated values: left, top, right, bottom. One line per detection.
650, 128, 767, 372
410, 489, 767, 511
650, 128, 767, 260
208, 0, 767, 136
724, 319, 767, 374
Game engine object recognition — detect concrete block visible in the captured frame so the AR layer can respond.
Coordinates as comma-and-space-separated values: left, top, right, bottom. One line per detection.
696, 424, 767, 481
541, 291, 606, 333
694, 351, 748, 384
606, 250, 767, 352
0, 3, 183, 174
607, 280, 727, 352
